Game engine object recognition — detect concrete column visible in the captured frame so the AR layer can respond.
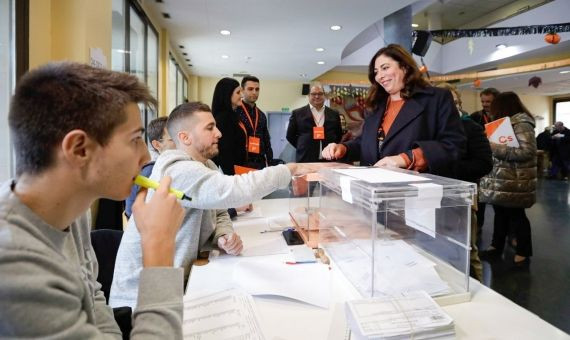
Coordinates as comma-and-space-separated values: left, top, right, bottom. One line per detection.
383, 6, 412, 51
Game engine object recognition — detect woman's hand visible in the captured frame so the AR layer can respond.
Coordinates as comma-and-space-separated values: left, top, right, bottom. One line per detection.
374, 155, 407, 168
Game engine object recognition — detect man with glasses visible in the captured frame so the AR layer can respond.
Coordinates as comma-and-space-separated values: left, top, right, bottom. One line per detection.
287, 84, 342, 162
125, 116, 176, 218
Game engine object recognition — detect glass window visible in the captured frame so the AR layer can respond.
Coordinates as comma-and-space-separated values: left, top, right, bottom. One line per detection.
0, 0, 15, 181
168, 56, 177, 114
177, 69, 184, 105
555, 100, 570, 127
183, 77, 188, 102
146, 27, 158, 99
111, 0, 126, 72
129, 6, 145, 82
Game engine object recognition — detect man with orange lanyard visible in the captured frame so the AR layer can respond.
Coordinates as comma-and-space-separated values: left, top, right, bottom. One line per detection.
470, 88, 500, 128
286, 84, 342, 162
236, 75, 273, 169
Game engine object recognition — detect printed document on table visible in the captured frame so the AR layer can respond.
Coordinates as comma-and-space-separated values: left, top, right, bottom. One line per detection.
183, 288, 265, 340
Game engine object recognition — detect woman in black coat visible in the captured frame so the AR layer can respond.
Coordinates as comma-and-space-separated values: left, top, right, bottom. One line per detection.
322, 44, 465, 176
211, 77, 247, 175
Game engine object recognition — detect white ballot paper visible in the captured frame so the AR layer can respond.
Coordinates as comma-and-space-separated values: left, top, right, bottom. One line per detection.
346, 290, 455, 339
183, 288, 265, 340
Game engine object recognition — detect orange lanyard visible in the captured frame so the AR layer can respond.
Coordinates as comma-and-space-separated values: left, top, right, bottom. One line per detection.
240, 102, 259, 136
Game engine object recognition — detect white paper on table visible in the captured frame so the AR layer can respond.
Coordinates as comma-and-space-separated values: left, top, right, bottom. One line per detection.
233, 258, 331, 308
227, 219, 289, 257
183, 288, 266, 340
405, 183, 442, 238
334, 168, 430, 183
237, 207, 264, 220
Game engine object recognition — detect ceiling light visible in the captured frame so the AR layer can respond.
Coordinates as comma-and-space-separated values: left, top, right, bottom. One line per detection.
179, 45, 185, 49
560, 70, 570, 74
315, 47, 325, 52
496, 44, 507, 50
411, 23, 419, 28
162, 12, 171, 19
221, 55, 229, 59
300, 73, 307, 78
220, 30, 231, 36
330, 25, 342, 31
317, 61, 325, 65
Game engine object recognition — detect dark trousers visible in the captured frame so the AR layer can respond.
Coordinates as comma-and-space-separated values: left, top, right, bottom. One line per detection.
491, 205, 533, 257
475, 202, 487, 246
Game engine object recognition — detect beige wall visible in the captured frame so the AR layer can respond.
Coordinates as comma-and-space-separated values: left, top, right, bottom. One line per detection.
30, 0, 112, 68
196, 76, 307, 113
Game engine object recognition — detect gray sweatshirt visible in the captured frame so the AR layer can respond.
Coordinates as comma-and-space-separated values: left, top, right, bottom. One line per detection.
0, 181, 183, 339
110, 149, 291, 309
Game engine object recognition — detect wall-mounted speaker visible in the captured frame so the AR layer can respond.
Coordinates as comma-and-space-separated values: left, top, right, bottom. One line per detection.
412, 30, 432, 57
302, 83, 310, 95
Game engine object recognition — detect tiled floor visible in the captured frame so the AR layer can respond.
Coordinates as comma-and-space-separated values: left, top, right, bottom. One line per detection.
478, 178, 570, 333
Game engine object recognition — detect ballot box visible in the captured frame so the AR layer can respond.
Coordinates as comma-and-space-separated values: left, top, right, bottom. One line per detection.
295, 166, 476, 305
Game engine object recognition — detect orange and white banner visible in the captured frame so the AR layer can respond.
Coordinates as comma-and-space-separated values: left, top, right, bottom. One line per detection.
485, 117, 520, 147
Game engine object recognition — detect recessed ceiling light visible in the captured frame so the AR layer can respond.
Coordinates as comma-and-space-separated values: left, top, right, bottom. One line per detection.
179, 45, 185, 49
300, 73, 307, 78
162, 12, 171, 19
330, 25, 342, 31
182, 52, 188, 56
315, 47, 325, 52
560, 70, 570, 74
185, 59, 190, 62
221, 55, 229, 59
220, 30, 231, 36
317, 61, 325, 65
496, 44, 507, 49
411, 23, 419, 28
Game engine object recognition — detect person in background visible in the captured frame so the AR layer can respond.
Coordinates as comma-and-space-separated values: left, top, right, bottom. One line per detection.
236, 75, 274, 169
471, 87, 500, 127
547, 121, 570, 180
0, 62, 185, 338
125, 116, 176, 218
479, 92, 537, 267
437, 82, 493, 281
211, 77, 253, 217
536, 126, 552, 178
286, 83, 342, 162
322, 44, 465, 176
110, 102, 316, 309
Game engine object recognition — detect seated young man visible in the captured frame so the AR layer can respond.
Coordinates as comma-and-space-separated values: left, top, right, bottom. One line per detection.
125, 116, 176, 218
0, 62, 185, 338
110, 102, 310, 308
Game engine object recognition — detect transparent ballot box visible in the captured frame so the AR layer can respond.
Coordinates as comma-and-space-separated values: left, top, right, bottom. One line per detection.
298, 167, 476, 305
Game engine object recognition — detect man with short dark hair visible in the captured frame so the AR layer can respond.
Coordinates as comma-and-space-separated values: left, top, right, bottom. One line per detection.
0, 62, 185, 338
287, 84, 342, 162
236, 75, 273, 168
110, 102, 312, 309
471, 88, 500, 127
548, 121, 570, 179
125, 116, 176, 218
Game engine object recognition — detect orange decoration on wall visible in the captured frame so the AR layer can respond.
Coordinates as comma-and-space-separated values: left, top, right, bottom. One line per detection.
419, 65, 428, 73
544, 33, 561, 44
473, 79, 482, 88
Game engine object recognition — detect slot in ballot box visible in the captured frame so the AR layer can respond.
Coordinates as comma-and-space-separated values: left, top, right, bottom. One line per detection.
291, 166, 476, 305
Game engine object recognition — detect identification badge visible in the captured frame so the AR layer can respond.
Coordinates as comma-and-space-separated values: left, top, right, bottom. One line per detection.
313, 126, 325, 140
248, 136, 261, 154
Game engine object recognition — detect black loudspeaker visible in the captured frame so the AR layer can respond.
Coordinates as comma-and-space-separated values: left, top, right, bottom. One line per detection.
302, 83, 310, 95
412, 30, 432, 57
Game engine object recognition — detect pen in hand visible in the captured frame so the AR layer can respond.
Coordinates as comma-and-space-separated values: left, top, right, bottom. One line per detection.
134, 175, 192, 201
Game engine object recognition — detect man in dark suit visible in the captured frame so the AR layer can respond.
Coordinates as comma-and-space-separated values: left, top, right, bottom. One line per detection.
286, 84, 342, 162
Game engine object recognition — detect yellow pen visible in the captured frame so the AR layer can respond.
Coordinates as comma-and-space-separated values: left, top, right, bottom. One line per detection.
134, 175, 192, 201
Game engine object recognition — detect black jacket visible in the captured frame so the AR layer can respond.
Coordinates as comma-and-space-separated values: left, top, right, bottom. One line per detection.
343, 86, 466, 176
451, 117, 493, 183
286, 105, 342, 162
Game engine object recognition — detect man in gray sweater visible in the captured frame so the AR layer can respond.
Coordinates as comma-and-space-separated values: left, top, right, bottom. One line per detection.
0, 62, 185, 338
110, 102, 309, 309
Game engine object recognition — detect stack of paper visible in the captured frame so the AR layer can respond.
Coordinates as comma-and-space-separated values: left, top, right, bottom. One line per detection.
183, 288, 266, 340
345, 290, 455, 340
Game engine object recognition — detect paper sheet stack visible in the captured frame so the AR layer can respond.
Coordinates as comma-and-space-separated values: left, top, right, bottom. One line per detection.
345, 290, 455, 340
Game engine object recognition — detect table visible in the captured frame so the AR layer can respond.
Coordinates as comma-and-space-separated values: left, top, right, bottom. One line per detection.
185, 198, 570, 340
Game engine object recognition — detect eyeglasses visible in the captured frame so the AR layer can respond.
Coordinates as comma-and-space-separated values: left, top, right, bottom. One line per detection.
310, 92, 325, 97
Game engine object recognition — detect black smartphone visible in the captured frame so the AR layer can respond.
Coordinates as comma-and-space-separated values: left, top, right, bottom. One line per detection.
282, 229, 304, 246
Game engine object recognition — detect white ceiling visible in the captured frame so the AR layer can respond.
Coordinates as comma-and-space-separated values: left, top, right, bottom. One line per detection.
141, 0, 570, 96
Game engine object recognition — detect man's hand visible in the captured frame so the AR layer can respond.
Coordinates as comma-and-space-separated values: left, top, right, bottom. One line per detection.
321, 143, 347, 160
374, 155, 407, 168
236, 204, 253, 213
132, 176, 185, 267
217, 233, 243, 255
